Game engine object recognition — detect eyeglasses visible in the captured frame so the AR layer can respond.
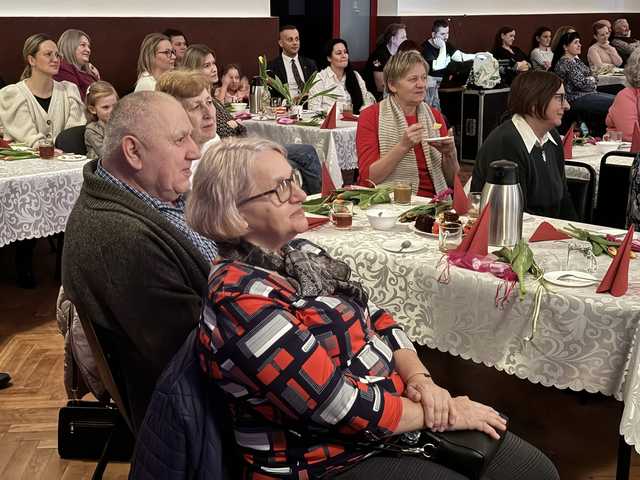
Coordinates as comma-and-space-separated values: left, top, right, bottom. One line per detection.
238, 170, 303, 206
157, 49, 177, 57
553, 93, 567, 103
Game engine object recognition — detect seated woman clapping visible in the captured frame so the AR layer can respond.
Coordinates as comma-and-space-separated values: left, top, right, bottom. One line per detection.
134, 33, 175, 92
185, 137, 559, 479
307, 38, 374, 114
356, 50, 458, 197
0, 34, 85, 148
55, 29, 100, 99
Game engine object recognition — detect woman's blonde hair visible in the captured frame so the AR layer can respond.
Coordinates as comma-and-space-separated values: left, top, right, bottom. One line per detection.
626, 48, 640, 89
156, 70, 211, 101
57, 29, 91, 71
186, 138, 287, 241
182, 44, 216, 71
21, 33, 53, 80
137, 33, 170, 78
85, 80, 119, 122
383, 50, 429, 93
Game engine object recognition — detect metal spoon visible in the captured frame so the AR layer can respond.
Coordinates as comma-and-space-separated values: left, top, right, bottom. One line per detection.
397, 240, 412, 253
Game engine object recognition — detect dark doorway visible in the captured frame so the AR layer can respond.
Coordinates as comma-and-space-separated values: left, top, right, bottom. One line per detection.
270, 0, 334, 67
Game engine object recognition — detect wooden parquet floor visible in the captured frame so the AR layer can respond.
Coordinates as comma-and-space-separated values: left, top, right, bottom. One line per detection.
2, 240, 640, 479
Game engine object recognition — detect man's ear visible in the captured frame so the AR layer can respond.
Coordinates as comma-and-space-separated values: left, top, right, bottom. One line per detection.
121, 135, 144, 171
278, 38, 284, 50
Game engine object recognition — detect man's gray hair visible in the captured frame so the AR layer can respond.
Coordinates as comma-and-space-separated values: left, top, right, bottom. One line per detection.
613, 18, 629, 34
626, 48, 640, 89
102, 91, 175, 163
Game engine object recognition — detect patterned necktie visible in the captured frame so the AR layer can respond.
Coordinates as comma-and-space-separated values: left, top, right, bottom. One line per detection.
531, 143, 545, 163
291, 58, 305, 92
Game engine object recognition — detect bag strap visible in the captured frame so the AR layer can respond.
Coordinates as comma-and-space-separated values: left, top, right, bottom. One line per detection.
77, 313, 134, 434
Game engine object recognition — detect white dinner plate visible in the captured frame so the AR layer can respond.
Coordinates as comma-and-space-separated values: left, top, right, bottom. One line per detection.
408, 223, 438, 239
381, 238, 428, 253
425, 135, 453, 142
57, 154, 87, 162
543, 270, 598, 287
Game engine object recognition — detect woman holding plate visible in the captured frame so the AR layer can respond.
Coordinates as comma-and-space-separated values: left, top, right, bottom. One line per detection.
356, 50, 458, 197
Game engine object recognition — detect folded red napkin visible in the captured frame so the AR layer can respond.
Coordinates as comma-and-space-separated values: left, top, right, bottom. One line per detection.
0, 139, 11, 148
451, 204, 490, 257
453, 174, 470, 215
529, 221, 571, 242
306, 217, 330, 230
631, 121, 640, 154
597, 225, 634, 297
321, 162, 336, 196
563, 126, 574, 160
320, 103, 337, 129
340, 112, 358, 121
277, 117, 295, 125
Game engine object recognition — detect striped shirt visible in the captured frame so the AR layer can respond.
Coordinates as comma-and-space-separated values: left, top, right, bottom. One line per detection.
96, 162, 218, 263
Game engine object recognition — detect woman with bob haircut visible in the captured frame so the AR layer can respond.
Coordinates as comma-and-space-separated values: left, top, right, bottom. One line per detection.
183, 136, 560, 479
134, 33, 175, 92
0, 33, 85, 148
606, 48, 640, 141
356, 50, 458, 197
55, 29, 100, 99
308, 38, 373, 114
471, 71, 576, 220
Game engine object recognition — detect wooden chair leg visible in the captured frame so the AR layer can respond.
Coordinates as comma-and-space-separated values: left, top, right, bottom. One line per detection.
616, 434, 631, 480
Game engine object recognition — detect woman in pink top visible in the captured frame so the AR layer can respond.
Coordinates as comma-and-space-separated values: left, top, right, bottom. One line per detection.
606, 48, 640, 141
587, 22, 622, 69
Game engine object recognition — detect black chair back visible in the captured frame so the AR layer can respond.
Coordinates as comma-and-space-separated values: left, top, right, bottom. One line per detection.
626, 154, 640, 231
565, 160, 596, 223
55, 125, 87, 155
594, 151, 638, 228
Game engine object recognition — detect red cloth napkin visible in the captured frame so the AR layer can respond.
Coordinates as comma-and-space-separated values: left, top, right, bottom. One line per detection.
529, 221, 571, 242
340, 112, 358, 121
0, 139, 11, 148
306, 217, 330, 230
321, 162, 336, 196
451, 204, 490, 257
631, 122, 640, 154
563, 126, 574, 159
320, 103, 337, 129
597, 225, 634, 297
453, 174, 470, 215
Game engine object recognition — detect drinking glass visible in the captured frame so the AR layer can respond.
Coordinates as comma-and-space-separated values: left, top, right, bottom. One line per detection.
603, 130, 623, 143
468, 192, 482, 220
393, 181, 412, 205
566, 240, 598, 273
331, 200, 354, 230
341, 101, 353, 116
438, 222, 462, 253
38, 136, 54, 159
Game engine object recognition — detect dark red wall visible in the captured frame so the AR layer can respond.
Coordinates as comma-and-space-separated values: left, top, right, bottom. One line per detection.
0, 17, 280, 95
377, 13, 640, 56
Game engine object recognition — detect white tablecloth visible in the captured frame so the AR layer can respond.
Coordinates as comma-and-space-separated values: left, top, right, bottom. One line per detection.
0, 158, 89, 247
301, 206, 640, 451
243, 119, 358, 188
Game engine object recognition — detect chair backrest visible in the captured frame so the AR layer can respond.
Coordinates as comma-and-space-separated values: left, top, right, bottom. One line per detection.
626, 154, 640, 231
55, 125, 87, 155
594, 151, 638, 228
565, 160, 597, 223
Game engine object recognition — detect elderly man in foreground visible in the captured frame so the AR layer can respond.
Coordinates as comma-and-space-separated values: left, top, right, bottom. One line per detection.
62, 91, 216, 430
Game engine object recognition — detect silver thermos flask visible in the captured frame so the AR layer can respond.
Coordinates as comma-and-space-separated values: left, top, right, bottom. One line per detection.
480, 160, 523, 247
249, 76, 265, 114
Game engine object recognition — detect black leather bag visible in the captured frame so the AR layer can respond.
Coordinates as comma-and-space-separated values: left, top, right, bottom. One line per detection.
58, 400, 134, 461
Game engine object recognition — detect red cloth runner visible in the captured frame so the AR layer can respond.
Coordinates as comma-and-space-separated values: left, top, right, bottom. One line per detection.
597, 226, 634, 297
306, 217, 330, 230
452, 174, 470, 215
563, 127, 574, 159
320, 103, 337, 129
631, 122, 640, 154
529, 221, 571, 242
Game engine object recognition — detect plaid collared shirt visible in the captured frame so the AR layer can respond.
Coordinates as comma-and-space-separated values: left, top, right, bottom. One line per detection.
96, 162, 218, 263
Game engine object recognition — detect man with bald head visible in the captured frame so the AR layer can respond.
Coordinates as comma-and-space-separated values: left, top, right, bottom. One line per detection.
62, 91, 216, 430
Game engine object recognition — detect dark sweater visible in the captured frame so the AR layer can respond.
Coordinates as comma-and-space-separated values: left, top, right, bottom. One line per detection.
471, 120, 577, 220
62, 160, 210, 430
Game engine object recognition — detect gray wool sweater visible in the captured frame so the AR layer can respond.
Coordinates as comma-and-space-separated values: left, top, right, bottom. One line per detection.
62, 160, 210, 430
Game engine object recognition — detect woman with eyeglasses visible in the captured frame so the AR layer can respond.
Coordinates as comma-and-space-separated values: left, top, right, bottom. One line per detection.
55, 29, 101, 100
471, 71, 577, 220
0, 33, 85, 148
134, 33, 175, 92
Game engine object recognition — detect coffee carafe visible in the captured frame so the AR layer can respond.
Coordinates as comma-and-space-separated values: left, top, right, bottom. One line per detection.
480, 160, 523, 247
249, 76, 266, 114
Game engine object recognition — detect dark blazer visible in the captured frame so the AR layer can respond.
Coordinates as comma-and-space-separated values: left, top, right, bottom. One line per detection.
267, 54, 318, 97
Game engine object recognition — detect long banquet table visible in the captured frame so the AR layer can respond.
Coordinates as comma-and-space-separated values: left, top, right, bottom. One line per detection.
243, 118, 357, 188
0, 157, 89, 247
301, 204, 640, 453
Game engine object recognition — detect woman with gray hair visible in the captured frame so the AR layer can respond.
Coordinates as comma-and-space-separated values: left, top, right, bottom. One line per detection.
134, 33, 175, 92
606, 48, 640, 141
54, 29, 100, 99
356, 50, 459, 197
184, 136, 559, 479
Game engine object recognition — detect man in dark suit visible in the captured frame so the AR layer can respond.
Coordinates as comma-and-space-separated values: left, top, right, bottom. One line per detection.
267, 25, 317, 101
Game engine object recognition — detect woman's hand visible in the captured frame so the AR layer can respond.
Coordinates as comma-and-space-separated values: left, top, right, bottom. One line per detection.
400, 123, 424, 151
87, 63, 100, 80
447, 396, 507, 440
427, 127, 457, 159
405, 375, 456, 432
516, 61, 530, 72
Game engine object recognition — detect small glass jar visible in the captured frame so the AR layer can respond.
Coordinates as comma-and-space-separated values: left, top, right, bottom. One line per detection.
38, 133, 54, 159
